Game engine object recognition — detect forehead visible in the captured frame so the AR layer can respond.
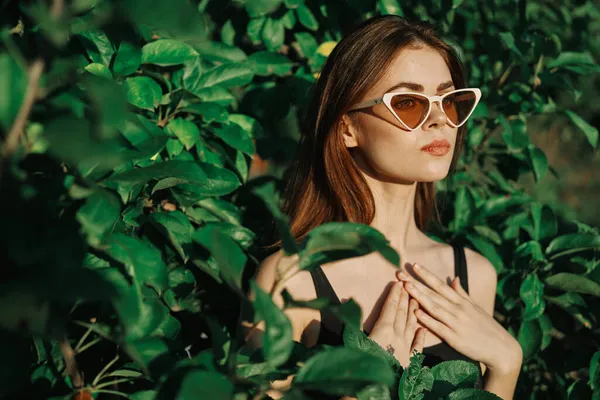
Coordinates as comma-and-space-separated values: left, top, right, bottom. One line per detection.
374, 47, 453, 94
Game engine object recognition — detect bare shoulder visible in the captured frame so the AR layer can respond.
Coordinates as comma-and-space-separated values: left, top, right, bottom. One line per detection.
254, 249, 318, 301
463, 247, 498, 315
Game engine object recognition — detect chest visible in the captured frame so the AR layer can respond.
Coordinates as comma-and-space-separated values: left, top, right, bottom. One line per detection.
319, 249, 456, 332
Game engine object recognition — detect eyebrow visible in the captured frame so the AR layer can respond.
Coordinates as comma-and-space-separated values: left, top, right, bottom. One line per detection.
385, 80, 454, 93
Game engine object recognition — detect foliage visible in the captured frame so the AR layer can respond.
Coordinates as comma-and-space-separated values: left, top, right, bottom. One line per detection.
0, 0, 600, 399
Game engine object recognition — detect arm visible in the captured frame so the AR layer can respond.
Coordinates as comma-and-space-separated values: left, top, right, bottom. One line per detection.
465, 250, 523, 398
241, 251, 309, 399
397, 251, 523, 400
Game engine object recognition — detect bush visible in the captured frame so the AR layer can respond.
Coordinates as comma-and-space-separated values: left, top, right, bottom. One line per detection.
0, 0, 599, 399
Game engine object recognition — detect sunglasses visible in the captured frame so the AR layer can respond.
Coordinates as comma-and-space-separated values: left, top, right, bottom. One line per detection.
348, 88, 482, 131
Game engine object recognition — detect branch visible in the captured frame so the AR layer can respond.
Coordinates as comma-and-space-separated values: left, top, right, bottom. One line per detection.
0, 0, 64, 185
0, 58, 45, 183
59, 339, 85, 389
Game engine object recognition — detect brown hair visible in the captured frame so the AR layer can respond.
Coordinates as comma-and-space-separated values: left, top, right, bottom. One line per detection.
262, 15, 468, 252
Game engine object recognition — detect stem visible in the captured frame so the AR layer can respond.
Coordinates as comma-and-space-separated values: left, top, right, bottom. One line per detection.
497, 60, 515, 89
94, 378, 135, 390
74, 326, 93, 353
59, 339, 84, 389
92, 354, 119, 386
76, 337, 102, 354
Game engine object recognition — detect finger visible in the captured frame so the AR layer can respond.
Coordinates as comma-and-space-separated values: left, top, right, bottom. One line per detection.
403, 281, 455, 325
411, 327, 427, 354
451, 276, 472, 300
408, 263, 464, 303
394, 282, 409, 332
405, 298, 419, 334
414, 308, 454, 342
376, 281, 402, 327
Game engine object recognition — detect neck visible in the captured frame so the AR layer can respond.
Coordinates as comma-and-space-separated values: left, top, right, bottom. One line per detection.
365, 174, 429, 256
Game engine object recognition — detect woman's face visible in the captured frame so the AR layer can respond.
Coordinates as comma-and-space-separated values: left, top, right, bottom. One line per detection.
342, 47, 458, 184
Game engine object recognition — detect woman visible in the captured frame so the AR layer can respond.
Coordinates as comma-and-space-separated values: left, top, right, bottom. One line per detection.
244, 15, 523, 399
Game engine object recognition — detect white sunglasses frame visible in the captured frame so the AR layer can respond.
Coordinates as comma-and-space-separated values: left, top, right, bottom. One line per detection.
347, 87, 482, 131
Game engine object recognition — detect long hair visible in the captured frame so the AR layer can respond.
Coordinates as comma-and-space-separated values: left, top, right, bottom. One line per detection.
262, 15, 468, 252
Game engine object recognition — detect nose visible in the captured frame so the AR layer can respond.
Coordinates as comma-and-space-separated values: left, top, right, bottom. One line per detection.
422, 101, 447, 130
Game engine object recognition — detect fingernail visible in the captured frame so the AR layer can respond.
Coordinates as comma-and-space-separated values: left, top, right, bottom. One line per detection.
413, 263, 421, 270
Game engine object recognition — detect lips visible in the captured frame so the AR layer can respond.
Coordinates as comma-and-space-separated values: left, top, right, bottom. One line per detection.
420, 139, 451, 151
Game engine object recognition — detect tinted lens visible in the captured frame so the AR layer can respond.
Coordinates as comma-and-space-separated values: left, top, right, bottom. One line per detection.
442, 90, 477, 126
389, 94, 429, 129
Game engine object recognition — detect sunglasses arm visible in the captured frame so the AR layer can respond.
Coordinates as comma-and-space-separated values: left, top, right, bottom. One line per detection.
347, 97, 384, 112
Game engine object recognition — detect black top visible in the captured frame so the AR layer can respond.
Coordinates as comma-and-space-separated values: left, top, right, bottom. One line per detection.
309, 243, 484, 391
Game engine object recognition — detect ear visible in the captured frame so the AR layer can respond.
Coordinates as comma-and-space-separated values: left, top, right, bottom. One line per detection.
341, 114, 359, 148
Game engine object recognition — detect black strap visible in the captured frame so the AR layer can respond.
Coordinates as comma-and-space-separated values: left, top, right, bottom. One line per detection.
309, 267, 342, 304
452, 244, 469, 294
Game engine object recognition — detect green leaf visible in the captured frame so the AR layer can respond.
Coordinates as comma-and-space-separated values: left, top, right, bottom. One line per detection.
176, 370, 234, 400
590, 351, 600, 391
527, 145, 548, 182
108, 160, 207, 185
282, 8, 297, 29
77, 30, 115, 66
196, 198, 241, 225
123, 338, 173, 376
564, 110, 599, 148
149, 211, 194, 262
294, 32, 318, 58
141, 39, 199, 66
212, 124, 256, 155
248, 51, 295, 76
519, 273, 546, 321
76, 190, 121, 247
262, 17, 285, 51
398, 351, 434, 400
246, 0, 283, 17
104, 234, 169, 293
193, 86, 235, 107
547, 52, 600, 74
193, 226, 247, 291
429, 360, 479, 398
546, 292, 593, 328
180, 103, 229, 124
452, 187, 476, 232
447, 388, 503, 399
530, 202, 557, 241
195, 63, 254, 90
546, 233, 600, 259
250, 281, 294, 368
123, 76, 163, 111
284, 0, 304, 8
0, 54, 27, 129
165, 118, 200, 150
113, 41, 142, 76
296, 4, 319, 31
120, 0, 207, 42
538, 313, 553, 350
379, 0, 403, 15
545, 273, 600, 297
515, 241, 545, 262
298, 222, 400, 271
517, 318, 542, 360
84, 63, 112, 79
499, 32, 523, 59
342, 324, 402, 376
294, 347, 396, 395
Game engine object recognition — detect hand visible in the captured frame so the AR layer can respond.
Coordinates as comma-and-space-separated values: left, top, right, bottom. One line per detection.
368, 281, 428, 368
397, 263, 523, 374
